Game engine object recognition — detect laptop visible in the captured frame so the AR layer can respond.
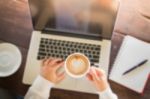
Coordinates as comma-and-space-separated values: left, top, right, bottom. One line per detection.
23, 0, 118, 94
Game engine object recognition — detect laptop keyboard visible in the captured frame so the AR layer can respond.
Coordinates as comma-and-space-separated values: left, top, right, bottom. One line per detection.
37, 38, 101, 66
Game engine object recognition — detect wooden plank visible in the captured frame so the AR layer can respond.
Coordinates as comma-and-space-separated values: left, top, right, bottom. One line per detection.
114, 0, 150, 42
0, 0, 33, 49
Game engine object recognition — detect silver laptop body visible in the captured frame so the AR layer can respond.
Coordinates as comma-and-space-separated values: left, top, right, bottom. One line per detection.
23, 0, 118, 94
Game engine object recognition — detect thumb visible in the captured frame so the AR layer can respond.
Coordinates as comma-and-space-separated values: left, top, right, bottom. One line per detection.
54, 62, 64, 71
56, 72, 65, 84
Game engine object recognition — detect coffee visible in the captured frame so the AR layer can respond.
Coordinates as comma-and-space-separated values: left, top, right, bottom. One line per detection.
65, 53, 90, 78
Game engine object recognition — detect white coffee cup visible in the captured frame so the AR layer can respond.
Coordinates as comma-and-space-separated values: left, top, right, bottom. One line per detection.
65, 53, 90, 78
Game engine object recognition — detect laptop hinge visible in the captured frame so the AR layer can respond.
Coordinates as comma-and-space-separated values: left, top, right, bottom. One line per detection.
42, 28, 103, 41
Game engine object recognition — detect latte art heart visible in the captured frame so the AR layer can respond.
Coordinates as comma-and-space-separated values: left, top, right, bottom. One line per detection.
66, 54, 89, 76
71, 59, 84, 68
70, 58, 86, 74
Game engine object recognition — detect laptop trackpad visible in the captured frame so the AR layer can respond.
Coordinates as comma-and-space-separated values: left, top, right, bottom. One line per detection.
76, 76, 97, 93
54, 75, 77, 90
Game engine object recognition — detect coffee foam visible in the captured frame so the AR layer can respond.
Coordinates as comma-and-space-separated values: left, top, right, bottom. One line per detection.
66, 54, 89, 75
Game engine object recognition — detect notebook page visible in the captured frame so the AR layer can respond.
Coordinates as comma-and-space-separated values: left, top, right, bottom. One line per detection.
109, 36, 150, 93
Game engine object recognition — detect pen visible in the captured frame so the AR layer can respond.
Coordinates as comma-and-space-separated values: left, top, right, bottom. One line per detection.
123, 59, 148, 75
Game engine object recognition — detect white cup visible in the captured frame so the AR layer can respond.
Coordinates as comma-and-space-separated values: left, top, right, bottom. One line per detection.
65, 53, 90, 78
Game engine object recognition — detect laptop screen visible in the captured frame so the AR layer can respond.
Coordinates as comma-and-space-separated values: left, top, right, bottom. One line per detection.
28, 0, 118, 39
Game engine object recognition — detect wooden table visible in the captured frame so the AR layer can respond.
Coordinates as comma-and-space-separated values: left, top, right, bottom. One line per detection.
0, 0, 149, 99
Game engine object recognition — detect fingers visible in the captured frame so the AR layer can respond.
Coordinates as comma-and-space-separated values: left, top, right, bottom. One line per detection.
42, 59, 46, 66
42, 58, 52, 66
50, 58, 63, 66
90, 68, 99, 82
42, 58, 63, 66
56, 72, 65, 83
86, 68, 98, 83
94, 68, 105, 78
53, 61, 64, 71
89, 67, 107, 83
88, 67, 104, 81
86, 73, 93, 81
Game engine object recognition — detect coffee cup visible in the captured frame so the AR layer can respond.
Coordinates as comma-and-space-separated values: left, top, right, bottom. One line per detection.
65, 53, 90, 78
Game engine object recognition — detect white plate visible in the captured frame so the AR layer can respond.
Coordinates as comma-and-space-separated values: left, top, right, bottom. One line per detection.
0, 43, 22, 77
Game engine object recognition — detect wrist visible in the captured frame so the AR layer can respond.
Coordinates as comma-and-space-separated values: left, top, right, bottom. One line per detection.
98, 85, 111, 94
33, 75, 55, 88
30, 75, 55, 97
97, 86, 118, 99
41, 76, 52, 83
97, 80, 109, 92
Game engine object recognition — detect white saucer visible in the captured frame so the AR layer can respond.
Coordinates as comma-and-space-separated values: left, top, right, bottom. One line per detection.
0, 43, 22, 77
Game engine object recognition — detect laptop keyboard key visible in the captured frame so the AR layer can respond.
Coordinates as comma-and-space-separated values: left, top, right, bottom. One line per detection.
37, 38, 101, 64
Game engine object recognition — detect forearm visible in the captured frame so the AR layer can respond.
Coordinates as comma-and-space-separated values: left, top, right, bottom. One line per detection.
98, 86, 118, 99
25, 75, 54, 99
25, 75, 117, 99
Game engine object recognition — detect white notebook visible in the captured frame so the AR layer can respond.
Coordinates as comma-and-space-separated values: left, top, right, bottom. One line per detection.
109, 36, 150, 94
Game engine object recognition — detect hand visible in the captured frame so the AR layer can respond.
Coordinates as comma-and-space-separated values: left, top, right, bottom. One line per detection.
86, 67, 109, 92
40, 58, 65, 84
